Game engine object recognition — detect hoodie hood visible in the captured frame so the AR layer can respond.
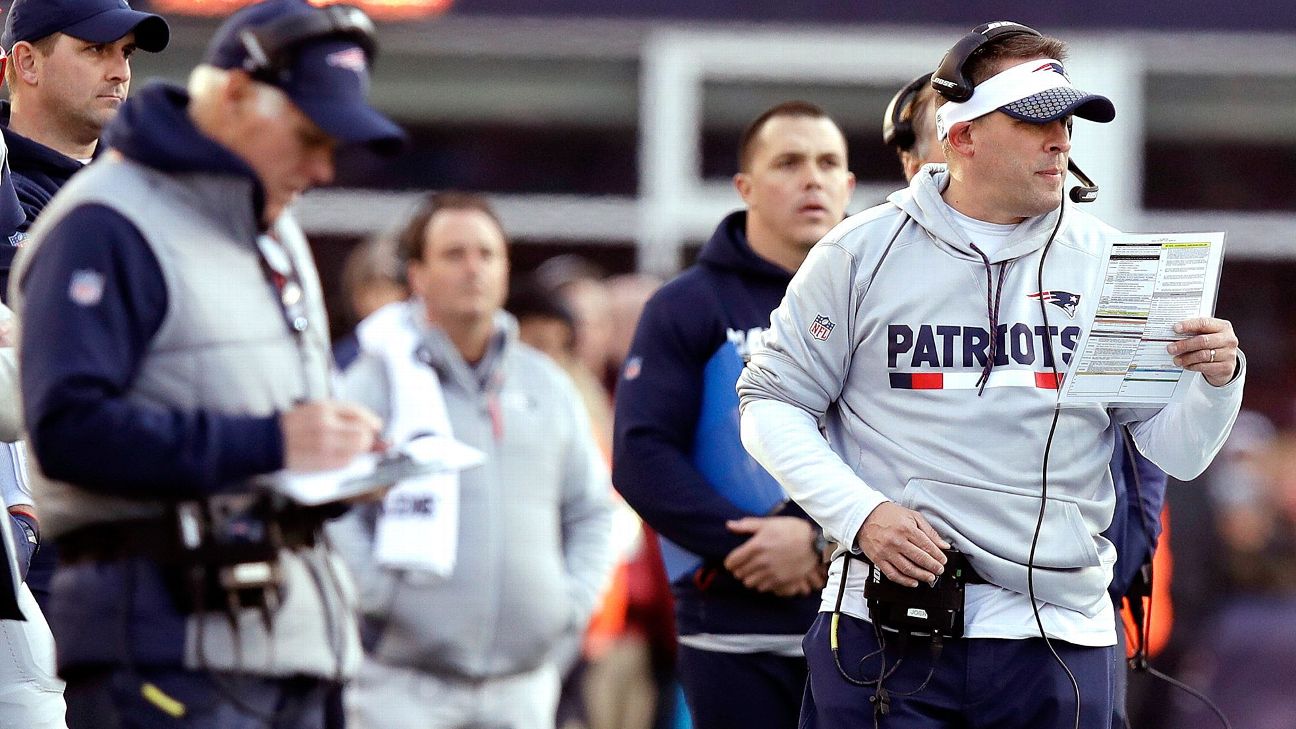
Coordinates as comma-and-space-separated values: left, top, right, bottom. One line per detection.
101, 81, 266, 221
697, 210, 796, 283
410, 303, 520, 394
888, 164, 1065, 264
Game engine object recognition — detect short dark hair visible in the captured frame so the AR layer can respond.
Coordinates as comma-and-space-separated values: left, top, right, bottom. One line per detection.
938, 33, 1070, 108
737, 100, 837, 172
397, 191, 506, 264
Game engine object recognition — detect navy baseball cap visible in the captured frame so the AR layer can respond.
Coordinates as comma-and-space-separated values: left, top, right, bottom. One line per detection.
204, 0, 405, 156
2, 0, 169, 53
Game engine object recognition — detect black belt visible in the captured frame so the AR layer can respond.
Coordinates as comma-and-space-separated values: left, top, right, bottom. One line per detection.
57, 512, 321, 566
58, 518, 183, 565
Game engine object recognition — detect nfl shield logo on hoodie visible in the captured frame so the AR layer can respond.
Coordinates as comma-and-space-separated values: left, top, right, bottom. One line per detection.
809, 314, 835, 341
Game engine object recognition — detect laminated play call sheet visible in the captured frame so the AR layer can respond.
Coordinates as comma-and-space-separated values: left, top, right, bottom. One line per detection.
1059, 232, 1226, 407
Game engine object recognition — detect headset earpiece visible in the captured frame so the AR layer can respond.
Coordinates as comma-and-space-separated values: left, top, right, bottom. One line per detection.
882, 73, 933, 151
930, 21, 1042, 102
931, 21, 1101, 203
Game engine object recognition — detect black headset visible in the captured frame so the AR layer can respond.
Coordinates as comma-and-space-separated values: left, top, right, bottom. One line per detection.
931, 21, 1042, 103
930, 20, 1099, 203
239, 4, 378, 86
882, 73, 933, 152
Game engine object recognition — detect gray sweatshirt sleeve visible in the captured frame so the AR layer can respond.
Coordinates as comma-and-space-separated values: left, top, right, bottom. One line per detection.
0, 444, 30, 510
0, 306, 29, 509
1117, 351, 1246, 480
740, 399, 888, 550
738, 241, 859, 418
737, 239, 887, 549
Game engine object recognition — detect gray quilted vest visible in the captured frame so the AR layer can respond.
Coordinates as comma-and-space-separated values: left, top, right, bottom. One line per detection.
10, 149, 360, 679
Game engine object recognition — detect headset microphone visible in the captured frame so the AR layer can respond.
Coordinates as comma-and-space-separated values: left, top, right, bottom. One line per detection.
1067, 159, 1099, 203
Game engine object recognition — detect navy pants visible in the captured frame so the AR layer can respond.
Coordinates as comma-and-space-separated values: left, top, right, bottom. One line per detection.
64, 666, 334, 729
677, 644, 807, 729
801, 612, 1114, 729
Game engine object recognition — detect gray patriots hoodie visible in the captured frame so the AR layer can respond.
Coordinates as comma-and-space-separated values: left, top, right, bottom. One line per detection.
738, 165, 1243, 620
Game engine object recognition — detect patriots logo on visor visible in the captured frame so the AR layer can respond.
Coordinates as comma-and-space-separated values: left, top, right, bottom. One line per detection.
1033, 61, 1069, 81
1028, 290, 1081, 318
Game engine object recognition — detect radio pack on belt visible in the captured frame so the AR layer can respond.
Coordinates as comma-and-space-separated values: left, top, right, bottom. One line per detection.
864, 547, 983, 639
175, 497, 286, 620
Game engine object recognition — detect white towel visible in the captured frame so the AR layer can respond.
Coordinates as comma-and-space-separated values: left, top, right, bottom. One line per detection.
356, 302, 460, 579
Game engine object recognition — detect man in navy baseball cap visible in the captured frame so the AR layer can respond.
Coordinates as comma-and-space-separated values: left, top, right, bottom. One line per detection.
203, 0, 404, 155
7, 2, 406, 727
1, 0, 170, 242
2, 0, 168, 53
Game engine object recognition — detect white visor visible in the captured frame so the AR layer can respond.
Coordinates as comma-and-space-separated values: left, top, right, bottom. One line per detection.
934, 57, 1115, 140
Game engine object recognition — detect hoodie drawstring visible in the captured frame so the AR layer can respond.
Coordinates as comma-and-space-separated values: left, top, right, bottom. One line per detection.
970, 243, 1008, 396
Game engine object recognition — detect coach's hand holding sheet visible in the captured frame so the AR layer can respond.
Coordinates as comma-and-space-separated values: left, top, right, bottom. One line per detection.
1059, 231, 1238, 406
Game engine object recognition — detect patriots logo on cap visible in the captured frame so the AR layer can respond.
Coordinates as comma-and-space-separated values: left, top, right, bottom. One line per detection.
809, 314, 835, 341
1033, 61, 1069, 81
1027, 290, 1081, 318
326, 47, 368, 75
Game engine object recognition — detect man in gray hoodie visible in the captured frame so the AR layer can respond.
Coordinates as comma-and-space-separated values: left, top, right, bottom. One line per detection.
738, 22, 1243, 729
884, 64, 1177, 729
330, 191, 614, 729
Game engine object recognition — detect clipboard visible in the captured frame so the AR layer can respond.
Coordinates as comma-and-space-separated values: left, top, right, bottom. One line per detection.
266, 434, 484, 506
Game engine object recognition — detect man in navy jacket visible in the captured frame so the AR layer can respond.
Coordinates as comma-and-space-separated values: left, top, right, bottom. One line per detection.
0, 0, 171, 622
1, 0, 170, 272
613, 101, 855, 729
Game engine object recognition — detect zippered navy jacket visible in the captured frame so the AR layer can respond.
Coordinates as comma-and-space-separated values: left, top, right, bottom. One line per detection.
613, 210, 820, 638
0, 100, 78, 601
0, 101, 86, 299
1106, 431, 1168, 601
0, 103, 84, 227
